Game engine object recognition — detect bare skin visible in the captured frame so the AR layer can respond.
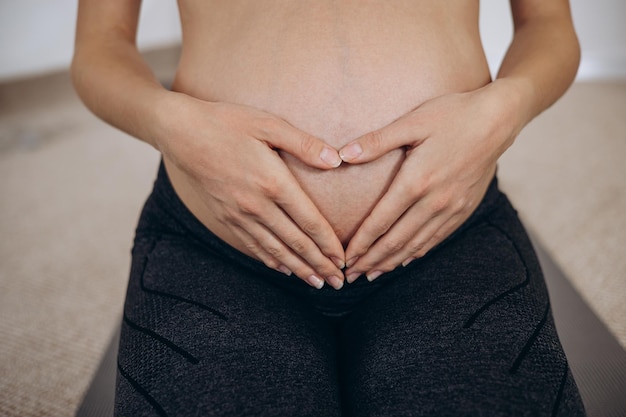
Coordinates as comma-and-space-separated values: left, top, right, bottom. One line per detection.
72, 0, 580, 289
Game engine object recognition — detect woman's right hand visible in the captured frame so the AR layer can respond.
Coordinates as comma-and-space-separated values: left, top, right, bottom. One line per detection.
156, 94, 346, 290
72, 0, 345, 289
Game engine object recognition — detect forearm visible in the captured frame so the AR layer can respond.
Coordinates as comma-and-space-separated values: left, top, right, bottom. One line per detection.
71, 3, 176, 151
494, 1, 580, 133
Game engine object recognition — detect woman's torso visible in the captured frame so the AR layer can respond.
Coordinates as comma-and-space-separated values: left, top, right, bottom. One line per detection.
167, 0, 491, 246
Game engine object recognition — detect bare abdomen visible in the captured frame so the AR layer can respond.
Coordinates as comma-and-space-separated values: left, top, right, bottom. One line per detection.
170, 1, 491, 245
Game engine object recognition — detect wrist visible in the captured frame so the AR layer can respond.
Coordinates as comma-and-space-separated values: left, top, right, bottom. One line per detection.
487, 77, 536, 137
478, 78, 534, 153
150, 90, 197, 155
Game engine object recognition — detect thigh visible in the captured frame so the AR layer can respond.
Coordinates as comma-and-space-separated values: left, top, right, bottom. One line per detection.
115, 234, 341, 417
339, 199, 585, 417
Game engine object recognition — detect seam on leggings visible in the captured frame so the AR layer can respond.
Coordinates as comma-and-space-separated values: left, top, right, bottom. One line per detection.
123, 311, 199, 364
463, 221, 530, 328
117, 361, 169, 417
551, 361, 570, 417
509, 301, 550, 374
139, 237, 229, 321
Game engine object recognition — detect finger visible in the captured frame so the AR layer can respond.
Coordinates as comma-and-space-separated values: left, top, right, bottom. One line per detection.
230, 226, 287, 274
257, 117, 342, 169
350, 200, 471, 282
263, 214, 346, 288
415, 214, 465, 260
273, 176, 346, 269
357, 213, 450, 281
343, 201, 436, 283
231, 224, 331, 289
344, 168, 424, 269
251, 196, 345, 289
339, 116, 426, 164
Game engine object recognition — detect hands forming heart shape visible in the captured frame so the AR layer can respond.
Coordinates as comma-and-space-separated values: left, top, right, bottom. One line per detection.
161, 80, 521, 290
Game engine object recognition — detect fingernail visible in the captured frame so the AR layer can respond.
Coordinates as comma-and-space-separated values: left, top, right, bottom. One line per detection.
346, 272, 361, 283
320, 147, 342, 167
306, 275, 325, 289
402, 257, 416, 267
339, 142, 363, 161
346, 257, 359, 268
327, 275, 344, 290
331, 257, 346, 269
366, 270, 384, 282
277, 265, 292, 276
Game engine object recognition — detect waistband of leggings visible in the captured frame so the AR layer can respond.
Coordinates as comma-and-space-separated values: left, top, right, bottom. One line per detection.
145, 159, 504, 280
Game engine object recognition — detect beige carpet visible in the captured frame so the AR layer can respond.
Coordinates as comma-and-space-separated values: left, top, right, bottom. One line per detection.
498, 80, 626, 346
0, 47, 624, 416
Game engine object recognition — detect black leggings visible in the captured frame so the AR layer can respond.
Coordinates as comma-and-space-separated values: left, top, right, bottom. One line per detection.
115, 163, 586, 417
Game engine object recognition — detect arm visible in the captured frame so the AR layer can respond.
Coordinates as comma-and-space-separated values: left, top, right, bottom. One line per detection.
338, 0, 580, 281
72, 0, 346, 289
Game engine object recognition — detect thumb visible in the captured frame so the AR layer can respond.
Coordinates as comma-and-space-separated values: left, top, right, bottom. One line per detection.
339, 120, 420, 164
267, 120, 342, 170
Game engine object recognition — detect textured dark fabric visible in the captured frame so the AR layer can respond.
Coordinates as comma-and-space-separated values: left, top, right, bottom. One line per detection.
115, 162, 586, 417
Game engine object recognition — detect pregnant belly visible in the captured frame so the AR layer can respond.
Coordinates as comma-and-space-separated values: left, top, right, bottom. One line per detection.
170, 0, 491, 252
163, 136, 404, 253
246, 73, 422, 245
168, 72, 475, 251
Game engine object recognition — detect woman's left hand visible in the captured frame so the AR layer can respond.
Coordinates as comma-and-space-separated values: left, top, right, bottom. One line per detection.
339, 81, 522, 282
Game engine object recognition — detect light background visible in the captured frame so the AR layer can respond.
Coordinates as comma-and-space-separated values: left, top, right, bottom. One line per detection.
1, 0, 626, 81
0, 2, 624, 416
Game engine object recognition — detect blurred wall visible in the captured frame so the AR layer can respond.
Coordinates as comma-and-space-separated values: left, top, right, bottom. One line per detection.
0, 0, 625, 82
480, 0, 626, 80
0, 0, 181, 82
